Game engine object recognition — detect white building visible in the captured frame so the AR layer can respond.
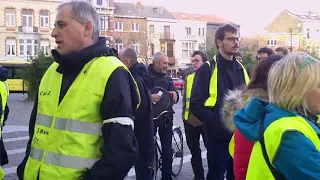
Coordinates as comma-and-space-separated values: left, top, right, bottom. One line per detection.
171, 13, 208, 69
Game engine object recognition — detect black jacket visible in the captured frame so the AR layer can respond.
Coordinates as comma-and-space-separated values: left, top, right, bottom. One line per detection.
0, 66, 9, 166
17, 37, 139, 180
129, 62, 154, 154
146, 64, 179, 103
190, 53, 246, 142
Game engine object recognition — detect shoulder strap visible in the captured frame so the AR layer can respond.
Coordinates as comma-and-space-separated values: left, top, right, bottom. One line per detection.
259, 117, 285, 180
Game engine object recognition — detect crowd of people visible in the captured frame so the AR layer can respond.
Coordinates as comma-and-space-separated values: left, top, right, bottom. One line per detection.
0, 1, 319, 180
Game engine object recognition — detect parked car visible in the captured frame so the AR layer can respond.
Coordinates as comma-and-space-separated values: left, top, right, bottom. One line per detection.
173, 78, 185, 90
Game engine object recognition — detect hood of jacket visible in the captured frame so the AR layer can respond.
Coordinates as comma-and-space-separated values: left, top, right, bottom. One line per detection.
222, 88, 268, 133
0, 67, 8, 82
51, 37, 117, 75
130, 62, 147, 77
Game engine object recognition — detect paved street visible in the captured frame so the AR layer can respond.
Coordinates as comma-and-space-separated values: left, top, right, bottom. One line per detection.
2, 92, 208, 180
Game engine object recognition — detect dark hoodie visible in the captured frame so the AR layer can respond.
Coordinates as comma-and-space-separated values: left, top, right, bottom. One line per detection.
17, 37, 139, 180
129, 62, 153, 150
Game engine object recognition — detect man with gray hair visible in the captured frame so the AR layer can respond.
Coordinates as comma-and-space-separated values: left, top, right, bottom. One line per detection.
17, 1, 140, 180
145, 52, 179, 180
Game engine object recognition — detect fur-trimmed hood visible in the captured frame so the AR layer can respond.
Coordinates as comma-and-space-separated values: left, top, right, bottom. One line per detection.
222, 88, 268, 133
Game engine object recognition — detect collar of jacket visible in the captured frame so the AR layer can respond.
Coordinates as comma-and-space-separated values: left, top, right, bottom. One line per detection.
147, 64, 166, 77
52, 37, 116, 75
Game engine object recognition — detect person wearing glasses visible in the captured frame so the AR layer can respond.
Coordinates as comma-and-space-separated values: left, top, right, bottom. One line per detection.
182, 51, 208, 180
190, 24, 249, 180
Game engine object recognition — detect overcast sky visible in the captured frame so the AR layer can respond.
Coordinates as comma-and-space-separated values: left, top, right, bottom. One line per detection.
117, 0, 320, 36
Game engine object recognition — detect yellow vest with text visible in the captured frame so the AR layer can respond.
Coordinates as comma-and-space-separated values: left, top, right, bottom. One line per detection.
246, 116, 320, 179
184, 73, 195, 120
0, 81, 9, 127
204, 55, 250, 107
23, 56, 140, 180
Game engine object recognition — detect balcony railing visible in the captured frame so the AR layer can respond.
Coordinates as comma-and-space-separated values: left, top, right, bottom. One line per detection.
18, 26, 38, 33
160, 33, 175, 40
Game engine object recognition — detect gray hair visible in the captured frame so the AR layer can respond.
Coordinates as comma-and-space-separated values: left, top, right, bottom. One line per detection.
152, 52, 167, 63
57, 1, 100, 42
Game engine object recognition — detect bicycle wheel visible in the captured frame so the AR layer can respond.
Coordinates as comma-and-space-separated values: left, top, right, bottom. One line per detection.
171, 126, 184, 177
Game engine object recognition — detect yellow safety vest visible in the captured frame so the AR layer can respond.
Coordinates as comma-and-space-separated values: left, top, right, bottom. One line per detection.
0, 81, 9, 126
246, 116, 320, 179
23, 56, 140, 180
184, 73, 195, 120
204, 55, 250, 107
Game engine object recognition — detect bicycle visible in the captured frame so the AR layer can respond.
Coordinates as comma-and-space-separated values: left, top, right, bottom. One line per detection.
152, 110, 184, 180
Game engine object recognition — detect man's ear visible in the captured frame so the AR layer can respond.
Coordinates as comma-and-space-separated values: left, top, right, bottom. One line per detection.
84, 21, 93, 38
217, 39, 222, 48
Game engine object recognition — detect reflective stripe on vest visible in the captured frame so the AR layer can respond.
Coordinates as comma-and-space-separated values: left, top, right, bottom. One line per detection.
204, 55, 250, 107
246, 116, 320, 179
0, 81, 9, 127
184, 73, 195, 120
24, 56, 138, 180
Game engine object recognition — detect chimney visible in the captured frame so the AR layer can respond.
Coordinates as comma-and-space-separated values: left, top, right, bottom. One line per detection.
136, 1, 142, 9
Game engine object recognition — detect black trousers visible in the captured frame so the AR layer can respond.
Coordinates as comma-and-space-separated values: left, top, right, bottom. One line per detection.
184, 122, 207, 180
206, 136, 234, 180
154, 118, 173, 180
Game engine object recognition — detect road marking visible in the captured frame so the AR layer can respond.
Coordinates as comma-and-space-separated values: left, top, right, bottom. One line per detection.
7, 148, 25, 155
127, 151, 207, 177
4, 136, 29, 142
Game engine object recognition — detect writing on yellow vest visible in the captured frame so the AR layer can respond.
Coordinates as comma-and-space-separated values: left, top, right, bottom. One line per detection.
246, 116, 320, 179
0, 81, 9, 128
23, 56, 140, 180
204, 55, 250, 107
184, 73, 195, 120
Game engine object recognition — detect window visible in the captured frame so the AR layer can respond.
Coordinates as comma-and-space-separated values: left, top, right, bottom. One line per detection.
6, 39, 16, 56
19, 39, 38, 56
5, 8, 15, 27
40, 10, 49, 28
114, 22, 123, 31
131, 41, 139, 53
167, 43, 174, 57
96, 0, 103, 5
114, 39, 123, 51
150, 43, 155, 56
132, 23, 139, 31
149, 25, 154, 34
100, 15, 106, 30
185, 27, 191, 35
22, 10, 33, 27
307, 28, 310, 39
267, 39, 277, 46
182, 42, 195, 58
198, 28, 205, 36
40, 40, 50, 55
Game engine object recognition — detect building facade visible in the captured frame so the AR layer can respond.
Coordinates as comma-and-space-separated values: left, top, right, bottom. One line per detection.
0, 0, 63, 61
113, 2, 147, 61
259, 9, 320, 55
139, 3, 178, 75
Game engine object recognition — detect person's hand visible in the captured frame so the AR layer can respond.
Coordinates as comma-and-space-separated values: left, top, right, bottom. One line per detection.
169, 91, 177, 103
151, 94, 161, 103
